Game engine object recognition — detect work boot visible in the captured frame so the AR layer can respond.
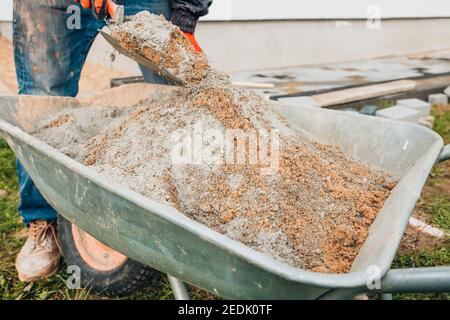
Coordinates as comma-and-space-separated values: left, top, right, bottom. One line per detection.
15, 220, 61, 282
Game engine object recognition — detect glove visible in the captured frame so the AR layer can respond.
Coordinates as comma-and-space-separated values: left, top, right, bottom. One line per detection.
76, 0, 119, 21
183, 32, 203, 54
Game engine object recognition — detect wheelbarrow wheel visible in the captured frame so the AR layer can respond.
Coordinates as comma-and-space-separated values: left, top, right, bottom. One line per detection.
57, 214, 154, 296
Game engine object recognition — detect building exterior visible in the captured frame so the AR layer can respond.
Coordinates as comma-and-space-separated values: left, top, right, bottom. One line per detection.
1, 0, 450, 72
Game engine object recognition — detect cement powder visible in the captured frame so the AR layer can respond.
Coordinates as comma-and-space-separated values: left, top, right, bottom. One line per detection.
114, 11, 176, 53
34, 12, 394, 273
33, 106, 133, 161
111, 11, 211, 84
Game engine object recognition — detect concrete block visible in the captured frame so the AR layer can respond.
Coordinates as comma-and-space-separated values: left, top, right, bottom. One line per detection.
419, 119, 433, 129
428, 93, 448, 106
397, 98, 431, 117
360, 105, 378, 116
444, 85, 450, 97
342, 107, 358, 113
409, 217, 447, 238
277, 96, 321, 108
418, 116, 435, 129
376, 105, 420, 123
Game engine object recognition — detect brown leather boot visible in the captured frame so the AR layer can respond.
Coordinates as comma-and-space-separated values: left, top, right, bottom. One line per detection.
15, 220, 61, 282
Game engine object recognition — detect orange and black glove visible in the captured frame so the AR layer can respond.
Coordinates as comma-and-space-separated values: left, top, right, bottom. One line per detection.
171, 7, 205, 53
182, 32, 202, 53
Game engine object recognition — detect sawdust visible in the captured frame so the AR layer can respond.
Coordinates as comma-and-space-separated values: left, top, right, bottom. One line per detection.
34, 11, 395, 273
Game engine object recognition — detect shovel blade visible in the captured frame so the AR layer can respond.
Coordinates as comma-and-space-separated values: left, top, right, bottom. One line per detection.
100, 30, 185, 86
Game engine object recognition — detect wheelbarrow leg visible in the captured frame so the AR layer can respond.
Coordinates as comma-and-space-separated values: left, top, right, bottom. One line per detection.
168, 275, 190, 300
380, 293, 393, 300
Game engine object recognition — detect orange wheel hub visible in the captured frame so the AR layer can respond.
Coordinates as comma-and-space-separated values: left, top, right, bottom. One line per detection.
72, 225, 128, 271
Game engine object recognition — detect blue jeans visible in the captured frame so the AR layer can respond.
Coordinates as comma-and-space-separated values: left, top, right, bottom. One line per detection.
13, 0, 171, 225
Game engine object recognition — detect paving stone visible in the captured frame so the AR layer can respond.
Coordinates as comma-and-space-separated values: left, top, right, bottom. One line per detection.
428, 93, 448, 106
342, 107, 359, 113
277, 96, 321, 108
360, 105, 378, 116
418, 116, 435, 129
444, 85, 450, 97
419, 118, 433, 129
409, 217, 447, 238
376, 105, 421, 123
397, 98, 431, 117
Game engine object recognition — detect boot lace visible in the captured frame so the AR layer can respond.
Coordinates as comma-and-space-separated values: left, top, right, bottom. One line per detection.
29, 220, 62, 253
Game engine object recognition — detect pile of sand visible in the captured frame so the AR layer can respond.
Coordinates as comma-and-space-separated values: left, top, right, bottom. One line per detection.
111, 11, 210, 84
34, 12, 394, 273
34, 106, 131, 162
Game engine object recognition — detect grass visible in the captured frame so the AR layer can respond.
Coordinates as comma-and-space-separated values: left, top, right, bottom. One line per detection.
420, 105, 450, 234
419, 195, 450, 232
0, 105, 449, 300
392, 247, 450, 300
422, 104, 450, 233
0, 140, 104, 299
391, 104, 450, 300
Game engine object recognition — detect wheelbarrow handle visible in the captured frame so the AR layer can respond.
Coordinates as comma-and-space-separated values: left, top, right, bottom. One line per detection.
380, 266, 450, 294
437, 144, 450, 163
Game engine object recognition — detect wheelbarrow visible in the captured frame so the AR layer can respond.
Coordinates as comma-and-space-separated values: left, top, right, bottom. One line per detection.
0, 84, 449, 299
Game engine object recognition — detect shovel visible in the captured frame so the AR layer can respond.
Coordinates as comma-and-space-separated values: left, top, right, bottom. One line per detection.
99, 30, 185, 86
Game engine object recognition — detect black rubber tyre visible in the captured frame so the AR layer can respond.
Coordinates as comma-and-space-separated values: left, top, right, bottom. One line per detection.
57, 214, 154, 296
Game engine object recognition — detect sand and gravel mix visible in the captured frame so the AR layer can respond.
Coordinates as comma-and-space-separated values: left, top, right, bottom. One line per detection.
111, 11, 209, 84
33, 11, 395, 273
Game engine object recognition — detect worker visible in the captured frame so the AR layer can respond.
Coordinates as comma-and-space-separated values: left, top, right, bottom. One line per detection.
14, 0, 212, 282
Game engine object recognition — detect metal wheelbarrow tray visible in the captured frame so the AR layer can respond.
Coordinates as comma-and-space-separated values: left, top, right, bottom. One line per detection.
0, 84, 449, 299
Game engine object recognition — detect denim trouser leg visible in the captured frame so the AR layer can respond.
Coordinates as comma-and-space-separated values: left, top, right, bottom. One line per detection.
13, 0, 171, 225
15, 161, 58, 225
122, 0, 172, 84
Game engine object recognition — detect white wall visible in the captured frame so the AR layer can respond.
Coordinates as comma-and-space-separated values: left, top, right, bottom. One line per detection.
1, 0, 450, 21
196, 18, 450, 72
0, 0, 13, 21
204, 0, 450, 20
2, 0, 449, 73
84, 17, 450, 74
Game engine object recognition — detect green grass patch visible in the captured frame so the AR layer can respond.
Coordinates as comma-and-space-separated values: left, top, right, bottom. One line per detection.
0, 137, 21, 239
432, 106, 450, 143
376, 99, 396, 109
392, 245, 450, 300
420, 195, 450, 232
421, 105, 450, 231
391, 104, 450, 300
